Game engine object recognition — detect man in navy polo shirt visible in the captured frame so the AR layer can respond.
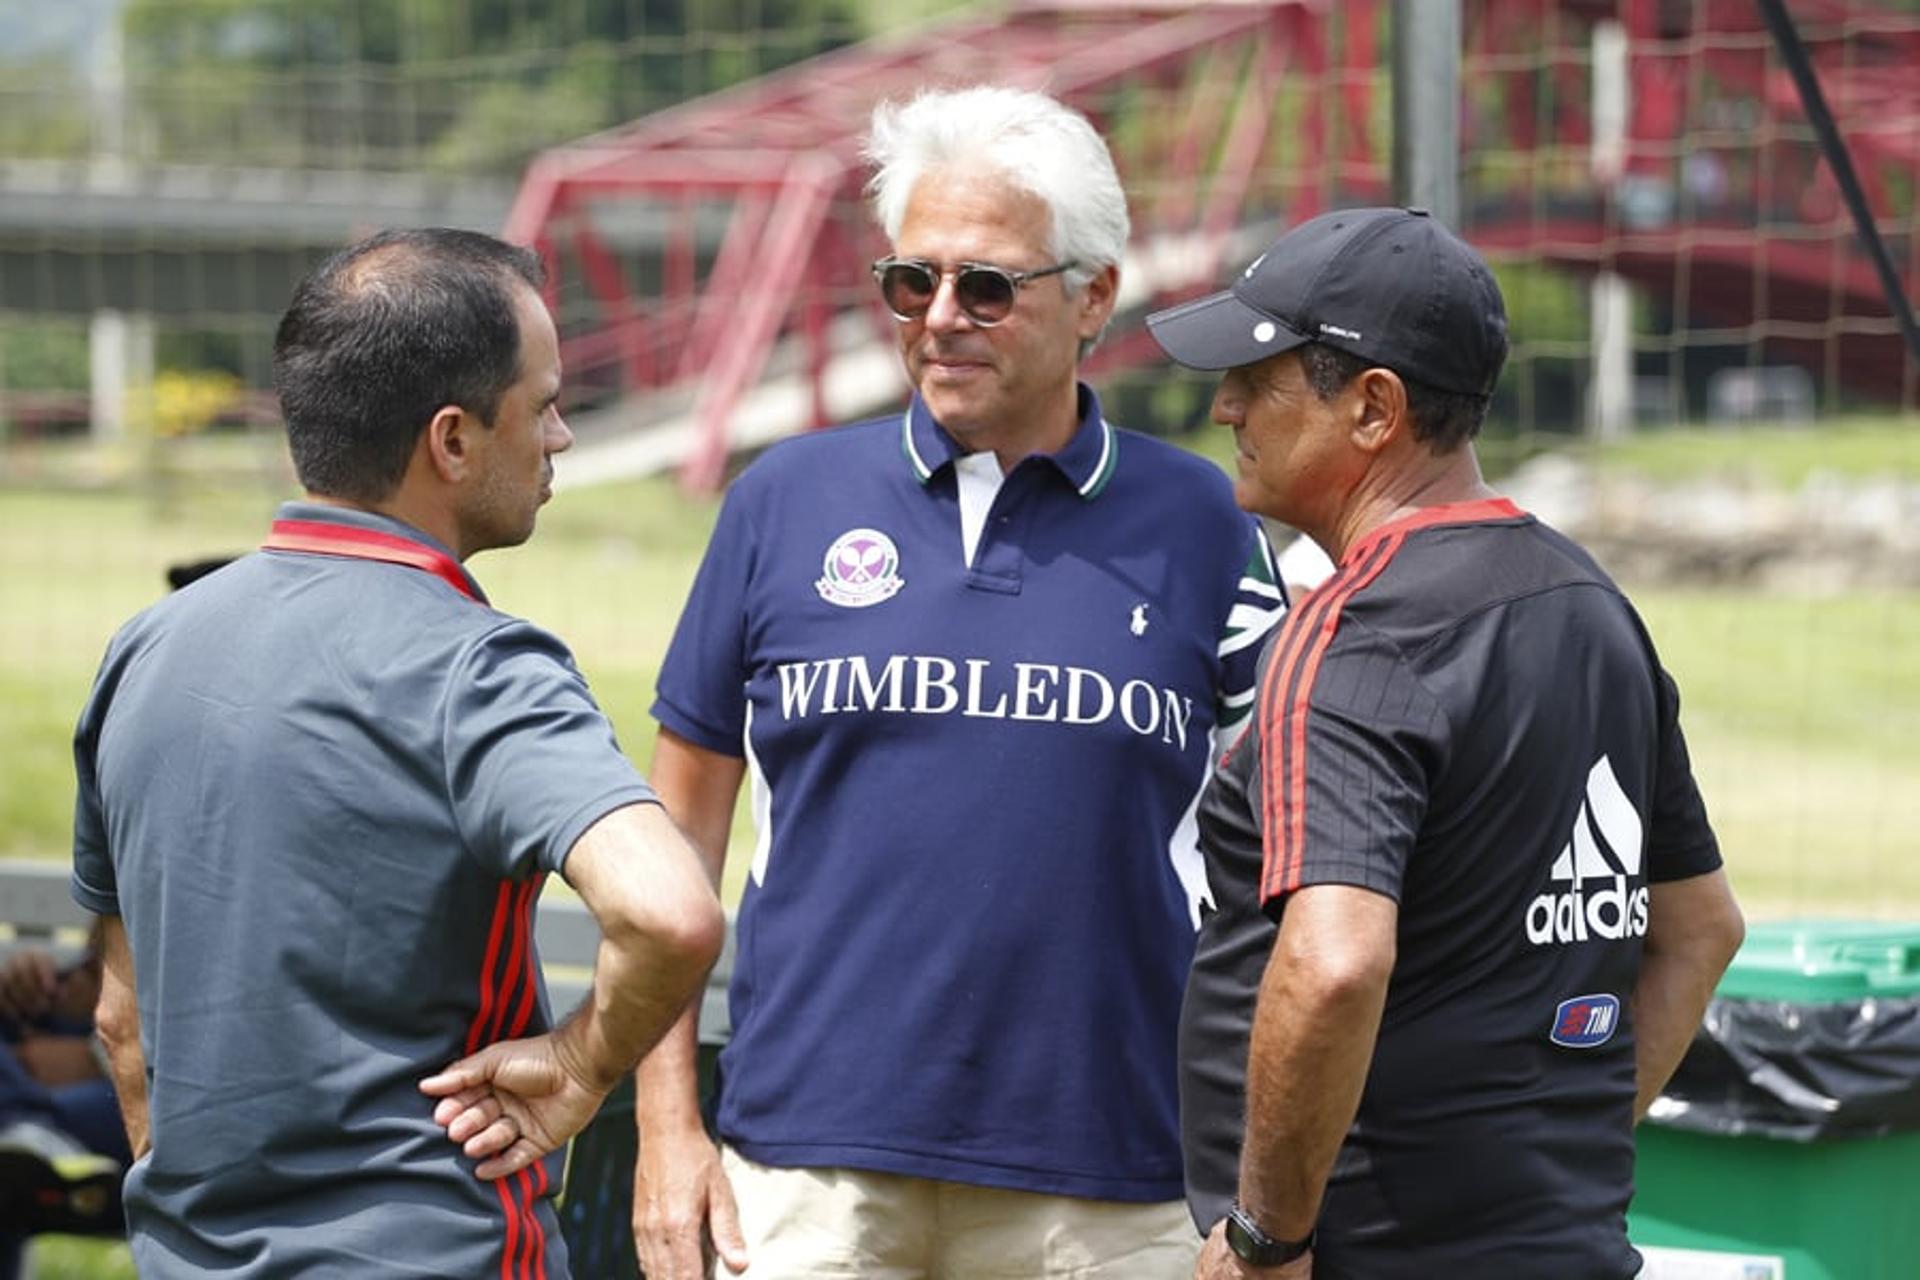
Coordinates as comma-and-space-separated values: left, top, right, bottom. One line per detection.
630, 87, 1285, 1279
1148, 208, 1747, 1279
71, 228, 725, 1277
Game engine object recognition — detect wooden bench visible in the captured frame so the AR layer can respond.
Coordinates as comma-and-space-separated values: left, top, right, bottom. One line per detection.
0, 859, 96, 956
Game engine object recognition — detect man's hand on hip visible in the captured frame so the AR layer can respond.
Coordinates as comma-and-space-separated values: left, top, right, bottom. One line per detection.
419, 1033, 609, 1181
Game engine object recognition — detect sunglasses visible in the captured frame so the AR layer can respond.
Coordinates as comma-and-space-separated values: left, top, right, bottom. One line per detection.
871, 257, 1078, 327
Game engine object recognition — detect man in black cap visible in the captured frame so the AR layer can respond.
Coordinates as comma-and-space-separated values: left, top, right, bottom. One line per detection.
1147, 207, 1746, 1279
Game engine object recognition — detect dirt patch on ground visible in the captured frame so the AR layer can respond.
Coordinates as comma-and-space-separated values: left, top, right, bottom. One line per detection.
1505, 455, 1920, 590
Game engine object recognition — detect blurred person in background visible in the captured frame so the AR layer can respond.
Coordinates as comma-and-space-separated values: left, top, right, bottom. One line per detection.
1150, 206, 1744, 1280
70, 227, 723, 1278
629, 86, 1286, 1279
0, 560, 235, 1275
0, 925, 127, 1280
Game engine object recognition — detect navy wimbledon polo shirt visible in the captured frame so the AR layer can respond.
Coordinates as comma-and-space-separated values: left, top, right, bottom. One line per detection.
654, 386, 1283, 1200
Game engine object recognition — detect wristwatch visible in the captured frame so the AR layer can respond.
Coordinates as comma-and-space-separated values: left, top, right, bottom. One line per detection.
1224, 1203, 1314, 1267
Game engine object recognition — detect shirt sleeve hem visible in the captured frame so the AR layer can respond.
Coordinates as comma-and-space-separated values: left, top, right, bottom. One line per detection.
70, 872, 119, 916
547, 784, 661, 876
651, 697, 745, 758
1646, 839, 1723, 883
1259, 870, 1403, 920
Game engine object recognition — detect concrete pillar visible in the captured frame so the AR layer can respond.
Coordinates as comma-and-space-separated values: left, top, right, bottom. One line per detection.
1589, 19, 1633, 439
1391, 0, 1461, 225
1590, 21, 1628, 186
90, 310, 156, 443
1587, 274, 1634, 441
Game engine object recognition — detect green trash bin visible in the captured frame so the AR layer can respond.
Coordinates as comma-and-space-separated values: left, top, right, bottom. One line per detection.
1629, 920, 1920, 1280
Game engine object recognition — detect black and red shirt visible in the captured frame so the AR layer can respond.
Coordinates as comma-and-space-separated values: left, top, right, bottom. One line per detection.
1179, 500, 1721, 1280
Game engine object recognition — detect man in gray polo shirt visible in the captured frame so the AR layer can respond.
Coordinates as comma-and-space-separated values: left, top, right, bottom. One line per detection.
71, 228, 725, 1277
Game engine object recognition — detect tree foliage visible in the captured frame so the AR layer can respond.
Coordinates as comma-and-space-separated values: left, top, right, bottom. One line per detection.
114, 0, 869, 173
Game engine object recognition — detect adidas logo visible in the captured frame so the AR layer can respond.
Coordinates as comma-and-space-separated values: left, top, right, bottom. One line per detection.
1525, 755, 1650, 946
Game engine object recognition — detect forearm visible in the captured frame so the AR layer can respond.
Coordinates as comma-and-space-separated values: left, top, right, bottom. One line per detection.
557, 804, 725, 1092
93, 916, 151, 1159
1237, 886, 1396, 1239
559, 936, 711, 1093
627, 725, 743, 1128
1632, 870, 1744, 1119
634, 1007, 707, 1137
99, 1025, 150, 1159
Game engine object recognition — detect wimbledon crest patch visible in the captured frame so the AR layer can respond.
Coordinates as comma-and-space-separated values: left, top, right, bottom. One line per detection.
816, 527, 905, 608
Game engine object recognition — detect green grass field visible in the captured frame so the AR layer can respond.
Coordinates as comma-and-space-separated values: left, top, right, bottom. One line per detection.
3, 423, 1918, 1278
1582, 416, 1920, 485
5, 424, 1917, 916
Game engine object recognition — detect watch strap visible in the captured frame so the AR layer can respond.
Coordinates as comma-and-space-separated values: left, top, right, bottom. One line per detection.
1224, 1203, 1314, 1267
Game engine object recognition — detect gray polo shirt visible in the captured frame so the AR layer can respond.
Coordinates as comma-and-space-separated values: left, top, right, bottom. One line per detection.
71, 502, 655, 1278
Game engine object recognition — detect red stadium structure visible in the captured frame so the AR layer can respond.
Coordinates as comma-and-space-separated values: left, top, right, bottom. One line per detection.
505, 0, 1919, 490
1468, 0, 1920, 407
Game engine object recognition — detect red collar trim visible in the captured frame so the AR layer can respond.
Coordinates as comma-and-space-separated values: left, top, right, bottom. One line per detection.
1341, 497, 1525, 566
261, 518, 484, 603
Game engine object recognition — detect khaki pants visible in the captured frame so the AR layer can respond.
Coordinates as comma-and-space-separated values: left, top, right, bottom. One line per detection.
717, 1145, 1199, 1279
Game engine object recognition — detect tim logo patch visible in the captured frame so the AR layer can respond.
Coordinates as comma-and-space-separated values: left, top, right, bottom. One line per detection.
1550, 993, 1620, 1048
816, 528, 904, 608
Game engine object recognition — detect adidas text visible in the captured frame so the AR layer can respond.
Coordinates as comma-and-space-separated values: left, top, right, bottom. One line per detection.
1526, 875, 1650, 945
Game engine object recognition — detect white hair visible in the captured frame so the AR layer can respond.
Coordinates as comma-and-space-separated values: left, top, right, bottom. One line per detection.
864, 85, 1131, 291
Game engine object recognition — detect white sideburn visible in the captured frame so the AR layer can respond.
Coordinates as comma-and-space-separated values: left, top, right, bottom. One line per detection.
954, 451, 1006, 568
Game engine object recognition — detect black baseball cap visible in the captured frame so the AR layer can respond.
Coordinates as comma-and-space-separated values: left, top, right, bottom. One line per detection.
1146, 206, 1509, 396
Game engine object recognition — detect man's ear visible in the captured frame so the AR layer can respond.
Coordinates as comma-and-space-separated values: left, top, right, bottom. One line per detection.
421, 405, 474, 483
1348, 368, 1408, 456
1076, 263, 1120, 341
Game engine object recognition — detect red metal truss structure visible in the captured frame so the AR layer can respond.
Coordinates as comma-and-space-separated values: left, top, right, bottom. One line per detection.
505, 0, 1387, 490
509, 0, 1918, 489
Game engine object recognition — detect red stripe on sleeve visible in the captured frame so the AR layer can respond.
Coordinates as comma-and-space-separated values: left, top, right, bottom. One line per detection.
526, 1163, 551, 1280
1254, 562, 1364, 897
1256, 611, 1320, 857
495, 1177, 521, 1280
467, 882, 516, 1056
485, 879, 540, 1046
505, 874, 548, 1039
1279, 534, 1403, 895
514, 1168, 538, 1280
1259, 534, 1404, 903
